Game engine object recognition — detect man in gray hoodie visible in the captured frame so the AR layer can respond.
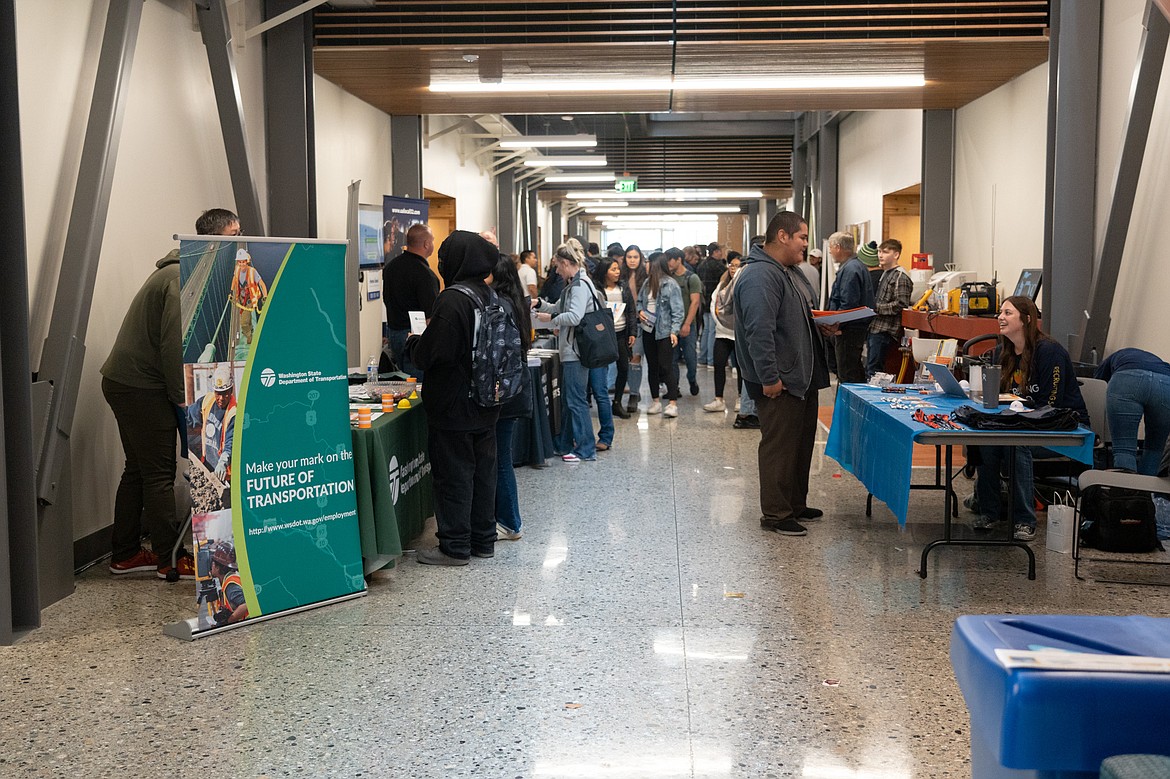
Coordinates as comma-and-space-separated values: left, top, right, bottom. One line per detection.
733, 211, 831, 536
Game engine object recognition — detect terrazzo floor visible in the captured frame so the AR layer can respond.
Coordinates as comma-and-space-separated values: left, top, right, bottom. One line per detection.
3, 373, 1170, 778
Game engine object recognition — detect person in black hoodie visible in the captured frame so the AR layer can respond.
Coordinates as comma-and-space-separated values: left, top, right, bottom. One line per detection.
411, 231, 502, 565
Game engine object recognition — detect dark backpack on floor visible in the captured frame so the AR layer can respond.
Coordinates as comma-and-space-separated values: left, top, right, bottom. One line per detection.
451, 285, 526, 407
1079, 484, 1163, 553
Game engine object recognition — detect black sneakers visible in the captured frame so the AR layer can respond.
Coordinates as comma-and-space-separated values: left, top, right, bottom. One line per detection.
760, 517, 808, 536
733, 414, 761, 429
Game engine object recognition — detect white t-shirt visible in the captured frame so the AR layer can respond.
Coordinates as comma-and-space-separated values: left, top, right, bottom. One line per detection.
605, 286, 626, 330
518, 263, 538, 291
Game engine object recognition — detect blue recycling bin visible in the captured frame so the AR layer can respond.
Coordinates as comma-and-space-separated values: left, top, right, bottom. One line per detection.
951, 615, 1170, 778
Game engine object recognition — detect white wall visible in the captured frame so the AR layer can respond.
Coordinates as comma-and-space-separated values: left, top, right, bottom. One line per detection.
1097, 0, 1170, 356
18, 0, 266, 541
422, 115, 497, 234
313, 74, 394, 367
837, 109, 923, 239
952, 64, 1048, 302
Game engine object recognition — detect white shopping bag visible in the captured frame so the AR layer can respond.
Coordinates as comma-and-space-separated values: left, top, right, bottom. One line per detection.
1046, 491, 1076, 554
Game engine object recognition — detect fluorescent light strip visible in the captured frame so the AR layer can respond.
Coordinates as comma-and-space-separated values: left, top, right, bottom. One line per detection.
545, 173, 616, 183
431, 74, 925, 93
585, 205, 742, 214
567, 189, 762, 201
578, 201, 628, 208
595, 215, 721, 222
498, 134, 596, 149
523, 155, 607, 168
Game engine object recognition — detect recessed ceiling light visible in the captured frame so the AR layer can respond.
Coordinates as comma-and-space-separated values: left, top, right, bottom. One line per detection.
561, 115, 574, 121
498, 134, 597, 149
567, 189, 763, 201
587, 205, 742, 215
545, 173, 616, 183
430, 74, 925, 93
523, 155, 608, 168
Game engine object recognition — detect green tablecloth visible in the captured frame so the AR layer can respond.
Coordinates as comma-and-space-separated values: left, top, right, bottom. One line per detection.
351, 401, 433, 572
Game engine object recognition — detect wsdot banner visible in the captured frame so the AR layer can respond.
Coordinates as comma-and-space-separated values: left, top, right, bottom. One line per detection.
168, 237, 365, 639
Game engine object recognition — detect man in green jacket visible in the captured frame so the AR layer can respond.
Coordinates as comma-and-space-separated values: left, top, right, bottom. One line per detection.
102, 208, 239, 580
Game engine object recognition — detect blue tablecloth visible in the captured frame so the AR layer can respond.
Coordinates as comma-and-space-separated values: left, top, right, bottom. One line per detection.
825, 384, 1096, 525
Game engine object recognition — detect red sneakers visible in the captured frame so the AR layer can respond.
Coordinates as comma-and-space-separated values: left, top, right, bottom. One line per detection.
156, 553, 196, 580
109, 547, 159, 575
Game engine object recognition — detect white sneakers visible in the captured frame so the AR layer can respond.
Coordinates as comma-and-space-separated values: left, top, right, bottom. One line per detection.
647, 400, 663, 414
703, 398, 726, 412
663, 403, 679, 418
497, 523, 522, 541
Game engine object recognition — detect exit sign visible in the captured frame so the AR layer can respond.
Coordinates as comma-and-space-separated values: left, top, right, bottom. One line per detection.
615, 176, 638, 193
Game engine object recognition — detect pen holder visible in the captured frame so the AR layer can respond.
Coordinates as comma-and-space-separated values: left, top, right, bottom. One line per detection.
982, 366, 1001, 409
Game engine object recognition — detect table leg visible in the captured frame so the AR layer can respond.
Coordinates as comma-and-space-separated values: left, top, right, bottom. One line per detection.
918, 445, 1036, 580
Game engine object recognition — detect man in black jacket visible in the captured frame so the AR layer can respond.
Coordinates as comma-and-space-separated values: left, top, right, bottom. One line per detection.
383, 223, 438, 378
411, 231, 502, 565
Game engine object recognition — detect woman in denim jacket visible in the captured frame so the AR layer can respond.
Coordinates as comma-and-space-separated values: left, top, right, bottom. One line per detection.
637, 254, 685, 418
533, 243, 601, 462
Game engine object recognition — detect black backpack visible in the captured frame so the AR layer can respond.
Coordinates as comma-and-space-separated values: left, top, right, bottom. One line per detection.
1079, 484, 1163, 553
450, 285, 526, 407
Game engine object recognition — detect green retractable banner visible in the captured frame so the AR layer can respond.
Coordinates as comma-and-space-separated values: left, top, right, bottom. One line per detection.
169, 236, 365, 639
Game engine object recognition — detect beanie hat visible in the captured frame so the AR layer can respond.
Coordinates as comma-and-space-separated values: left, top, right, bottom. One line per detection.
857, 240, 879, 267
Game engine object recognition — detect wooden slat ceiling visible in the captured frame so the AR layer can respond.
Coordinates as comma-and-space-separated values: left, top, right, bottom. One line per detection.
312, 1, 1049, 194
592, 135, 793, 191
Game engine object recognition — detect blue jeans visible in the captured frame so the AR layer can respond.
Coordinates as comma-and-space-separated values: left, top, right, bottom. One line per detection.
698, 311, 716, 364
674, 327, 698, 386
1107, 369, 1170, 474
555, 360, 596, 459
494, 417, 521, 532
866, 331, 898, 377
589, 365, 615, 446
973, 445, 1037, 528
388, 328, 422, 379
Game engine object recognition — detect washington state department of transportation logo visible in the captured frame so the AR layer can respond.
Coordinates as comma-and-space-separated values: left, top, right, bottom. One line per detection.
388, 455, 401, 504
260, 368, 276, 387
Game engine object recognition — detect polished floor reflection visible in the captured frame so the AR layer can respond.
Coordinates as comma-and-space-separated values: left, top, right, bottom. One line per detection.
3, 377, 1169, 778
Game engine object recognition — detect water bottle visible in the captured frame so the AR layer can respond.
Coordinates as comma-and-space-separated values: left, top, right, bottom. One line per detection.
959, 289, 969, 317
366, 355, 377, 386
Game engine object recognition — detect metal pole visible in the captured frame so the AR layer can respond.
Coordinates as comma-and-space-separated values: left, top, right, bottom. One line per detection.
196, 0, 266, 236
34, 0, 144, 607
1048, 0, 1101, 354
1078, 1, 1167, 360
921, 110, 955, 270
0, 0, 41, 643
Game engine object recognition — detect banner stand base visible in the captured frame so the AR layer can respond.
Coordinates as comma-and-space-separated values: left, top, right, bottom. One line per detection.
163, 590, 367, 641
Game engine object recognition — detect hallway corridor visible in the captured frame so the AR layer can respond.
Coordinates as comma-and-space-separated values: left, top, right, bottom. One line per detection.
3, 376, 1168, 778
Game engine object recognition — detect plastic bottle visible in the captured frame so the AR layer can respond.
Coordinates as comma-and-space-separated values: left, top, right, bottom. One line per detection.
959, 289, 969, 317
366, 355, 377, 385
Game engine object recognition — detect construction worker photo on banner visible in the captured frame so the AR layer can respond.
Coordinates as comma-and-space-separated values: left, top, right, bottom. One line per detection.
184, 361, 241, 511
191, 509, 249, 630
182, 239, 281, 367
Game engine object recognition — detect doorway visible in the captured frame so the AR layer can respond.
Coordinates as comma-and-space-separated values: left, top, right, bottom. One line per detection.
882, 184, 920, 268
425, 189, 455, 285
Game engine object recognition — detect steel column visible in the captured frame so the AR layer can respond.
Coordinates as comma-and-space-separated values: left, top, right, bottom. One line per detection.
747, 200, 760, 239
792, 140, 807, 219
526, 186, 539, 254
921, 109, 955, 270
1077, 1, 1167, 360
496, 168, 516, 255
35, 0, 144, 606
0, 0, 41, 643
262, 0, 316, 237
196, 0, 266, 236
1046, 0, 1102, 353
817, 122, 839, 239
391, 115, 423, 199
550, 202, 563, 269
